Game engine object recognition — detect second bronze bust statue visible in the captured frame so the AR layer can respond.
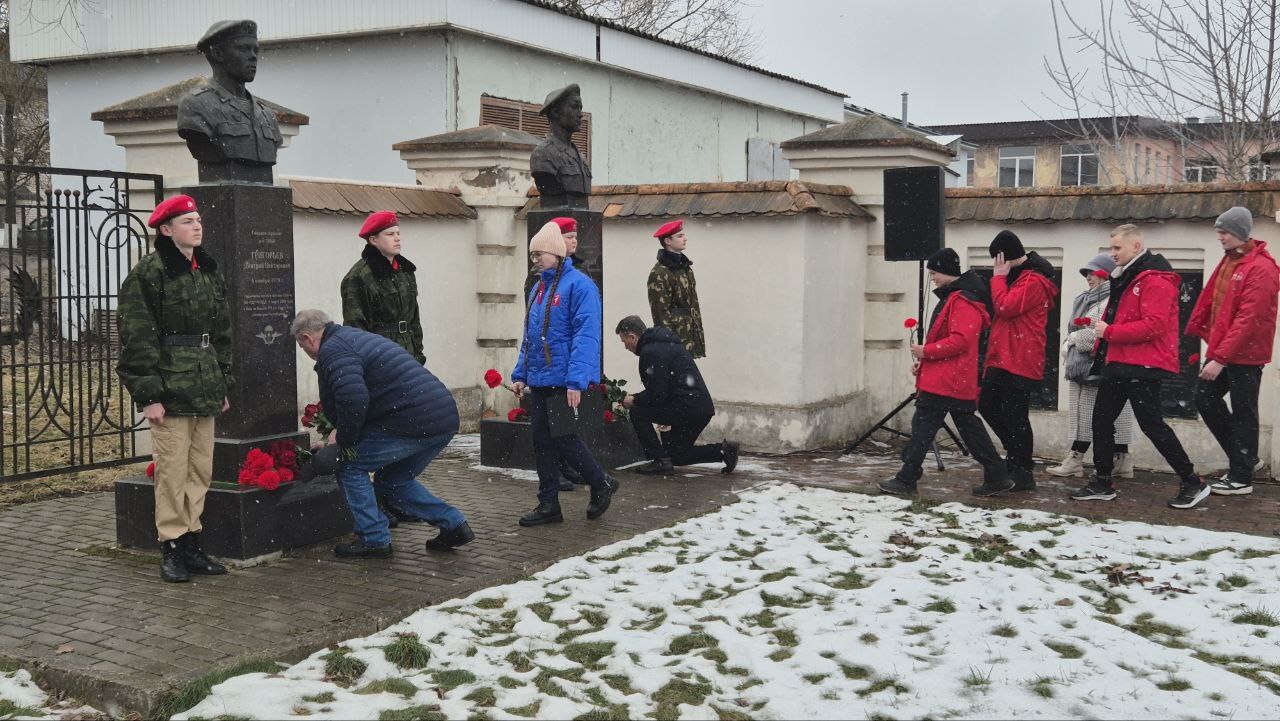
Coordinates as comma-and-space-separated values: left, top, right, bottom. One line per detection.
530, 84, 592, 209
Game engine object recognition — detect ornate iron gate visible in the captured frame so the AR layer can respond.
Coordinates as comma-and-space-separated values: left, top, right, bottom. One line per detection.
0, 165, 163, 481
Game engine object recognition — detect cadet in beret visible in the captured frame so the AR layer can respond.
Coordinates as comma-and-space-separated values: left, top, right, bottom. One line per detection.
177, 19, 283, 177
340, 211, 425, 365
647, 219, 706, 358
117, 195, 233, 583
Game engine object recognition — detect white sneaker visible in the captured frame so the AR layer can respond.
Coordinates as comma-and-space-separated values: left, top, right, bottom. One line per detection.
1113, 452, 1134, 479
1211, 479, 1254, 495
1219, 459, 1264, 482
1046, 451, 1086, 477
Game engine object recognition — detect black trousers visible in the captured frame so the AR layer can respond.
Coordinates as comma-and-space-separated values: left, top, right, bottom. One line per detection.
628, 404, 724, 466
1196, 364, 1263, 484
1092, 378, 1195, 480
898, 401, 1007, 484
978, 381, 1034, 471
528, 388, 606, 504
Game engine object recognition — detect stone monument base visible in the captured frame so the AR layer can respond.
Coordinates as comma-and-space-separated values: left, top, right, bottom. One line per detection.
479, 390, 645, 471
115, 475, 352, 560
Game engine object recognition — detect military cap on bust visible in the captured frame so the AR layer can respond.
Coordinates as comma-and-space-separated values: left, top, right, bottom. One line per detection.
196, 19, 258, 53
539, 84, 581, 115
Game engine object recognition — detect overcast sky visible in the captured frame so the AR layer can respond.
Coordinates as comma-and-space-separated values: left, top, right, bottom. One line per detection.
747, 0, 1080, 126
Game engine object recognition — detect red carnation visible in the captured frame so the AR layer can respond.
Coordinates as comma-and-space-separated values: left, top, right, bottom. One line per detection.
603, 409, 615, 423
507, 408, 529, 422
484, 369, 503, 389
1188, 353, 1200, 365
599, 383, 610, 395
278, 468, 295, 483
903, 318, 918, 329
257, 470, 281, 491
246, 449, 274, 472
1072, 317, 1092, 326
237, 468, 256, 486
146, 462, 155, 478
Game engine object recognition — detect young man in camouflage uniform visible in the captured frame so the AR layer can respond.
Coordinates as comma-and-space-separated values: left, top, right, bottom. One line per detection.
341, 211, 425, 364
117, 195, 233, 583
647, 219, 706, 358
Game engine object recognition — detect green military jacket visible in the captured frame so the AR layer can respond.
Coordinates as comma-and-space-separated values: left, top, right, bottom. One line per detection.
341, 244, 425, 363
116, 237, 233, 416
647, 249, 706, 358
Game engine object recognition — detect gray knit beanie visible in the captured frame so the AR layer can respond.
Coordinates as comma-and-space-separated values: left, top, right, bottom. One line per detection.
1080, 252, 1116, 278
1214, 206, 1253, 242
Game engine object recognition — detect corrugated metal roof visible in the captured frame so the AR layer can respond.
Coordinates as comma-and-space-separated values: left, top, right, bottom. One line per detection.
946, 181, 1280, 223
519, 180, 873, 220
289, 178, 476, 219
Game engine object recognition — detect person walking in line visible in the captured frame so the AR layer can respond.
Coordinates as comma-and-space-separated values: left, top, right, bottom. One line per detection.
1046, 254, 1136, 479
978, 230, 1059, 492
614, 315, 739, 475
117, 195, 232, 583
512, 222, 620, 527
341, 211, 425, 364
648, 219, 706, 358
292, 309, 473, 558
1071, 224, 1208, 509
1186, 207, 1280, 497
879, 248, 1013, 497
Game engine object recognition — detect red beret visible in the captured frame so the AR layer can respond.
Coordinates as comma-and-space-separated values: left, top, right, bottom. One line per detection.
552, 217, 577, 234
653, 219, 683, 240
358, 211, 398, 239
147, 194, 198, 228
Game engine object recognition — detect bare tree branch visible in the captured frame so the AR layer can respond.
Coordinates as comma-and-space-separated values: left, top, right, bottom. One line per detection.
551, 0, 760, 62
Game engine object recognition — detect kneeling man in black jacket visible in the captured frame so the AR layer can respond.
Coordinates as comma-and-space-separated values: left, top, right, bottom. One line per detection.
615, 315, 739, 476
292, 309, 473, 558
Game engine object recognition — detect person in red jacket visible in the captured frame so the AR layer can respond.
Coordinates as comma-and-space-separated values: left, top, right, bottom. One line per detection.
1072, 224, 1208, 509
1186, 207, 1280, 496
979, 230, 1059, 492
879, 248, 1013, 497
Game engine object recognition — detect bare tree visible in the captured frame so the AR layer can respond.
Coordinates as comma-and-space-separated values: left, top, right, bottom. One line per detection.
551, 0, 760, 62
0, 1, 50, 221
1046, 0, 1280, 182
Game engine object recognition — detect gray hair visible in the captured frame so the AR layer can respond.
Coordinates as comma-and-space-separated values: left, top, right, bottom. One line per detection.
290, 309, 331, 337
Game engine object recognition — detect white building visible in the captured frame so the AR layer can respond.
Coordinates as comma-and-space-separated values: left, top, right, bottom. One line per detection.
14, 0, 844, 185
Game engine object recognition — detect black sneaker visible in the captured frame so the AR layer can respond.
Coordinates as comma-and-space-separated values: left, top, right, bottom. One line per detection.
1168, 477, 1211, 509
971, 478, 1016, 497
333, 539, 393, 558
1070, 477, 1117, 501
519, 502, 564, 527
425, 521, 475, 551
877, 477, 918, 496
1210, 479, 1254, 496
160, 540, 190, 583
587, 476, 620, 520
721, 440, 740, 474
636, 458, 675, 476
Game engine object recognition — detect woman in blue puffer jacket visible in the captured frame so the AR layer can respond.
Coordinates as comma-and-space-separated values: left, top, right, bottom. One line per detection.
511, 221, 620, 526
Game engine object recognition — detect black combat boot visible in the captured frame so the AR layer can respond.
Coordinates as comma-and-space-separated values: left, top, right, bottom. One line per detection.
425, 521, 476, 551
636, 458, 675, 476
160, 539, 190, 583
721, 440, 740, 474
586, 476, 620, 520
181, 532, 227, 575
519, 501, 564, 527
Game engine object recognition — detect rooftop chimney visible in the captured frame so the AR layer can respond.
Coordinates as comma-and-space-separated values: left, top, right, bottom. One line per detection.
901, 92, 908, 127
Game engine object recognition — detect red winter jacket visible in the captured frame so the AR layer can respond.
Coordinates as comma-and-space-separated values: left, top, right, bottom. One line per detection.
1098, 253, 1181, 375
918, 272, 992, 401
1185, 240, 1280, 366
985, 253, 1059, 380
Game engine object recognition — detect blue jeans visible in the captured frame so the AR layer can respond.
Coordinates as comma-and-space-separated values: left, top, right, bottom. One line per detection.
529, 388, 606, 505
336, 431, 465, 546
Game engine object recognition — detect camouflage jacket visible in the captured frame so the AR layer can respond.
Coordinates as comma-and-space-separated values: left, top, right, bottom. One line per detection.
341, 244, 425, 364
647, 249, 705, 358
116, 237, 233, 416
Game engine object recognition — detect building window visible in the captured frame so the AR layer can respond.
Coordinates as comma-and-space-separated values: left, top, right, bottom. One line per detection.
1248, 158, 1274, 181
965, 154, 975, 187
1184, 160, 1218, 183
479, 95, 592, 164
1059, 144, 1098, 186
999, 146, 1036, 187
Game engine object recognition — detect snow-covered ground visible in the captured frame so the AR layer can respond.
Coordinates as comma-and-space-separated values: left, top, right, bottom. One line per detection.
0, 666, 99, 720
155, 483, 1280, 721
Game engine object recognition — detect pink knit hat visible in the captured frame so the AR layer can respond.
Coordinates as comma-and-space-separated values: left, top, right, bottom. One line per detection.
529, 221, 566, 258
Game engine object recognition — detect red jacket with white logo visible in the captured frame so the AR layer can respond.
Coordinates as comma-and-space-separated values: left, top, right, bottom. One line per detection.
1185, 240, 1280, 366
918, 272, 991, 401
985, 253, 1059, 380
1098, 254, 1181, 375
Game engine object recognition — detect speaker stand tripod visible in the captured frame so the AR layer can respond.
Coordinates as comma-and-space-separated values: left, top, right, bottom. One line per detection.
845, 261, 968, 470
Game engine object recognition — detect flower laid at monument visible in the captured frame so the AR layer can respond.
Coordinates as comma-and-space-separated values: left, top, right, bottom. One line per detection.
507, 408, 529, 422
236, 443, 299, 491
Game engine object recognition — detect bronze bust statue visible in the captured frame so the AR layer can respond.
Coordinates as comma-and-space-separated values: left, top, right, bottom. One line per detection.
177, 20, 283, 184
530, 84, 592, 209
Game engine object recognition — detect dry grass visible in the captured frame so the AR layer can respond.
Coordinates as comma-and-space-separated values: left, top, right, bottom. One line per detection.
0, 461, 142, 509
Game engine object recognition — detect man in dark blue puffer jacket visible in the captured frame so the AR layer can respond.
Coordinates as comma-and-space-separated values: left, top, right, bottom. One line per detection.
292, 309, 472, 558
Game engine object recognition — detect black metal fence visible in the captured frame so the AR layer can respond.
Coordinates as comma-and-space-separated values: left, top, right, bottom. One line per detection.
0, 165, 163, 481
